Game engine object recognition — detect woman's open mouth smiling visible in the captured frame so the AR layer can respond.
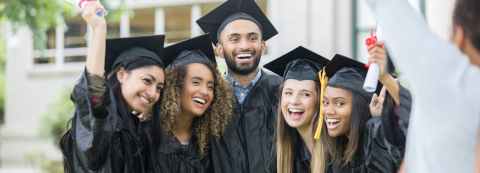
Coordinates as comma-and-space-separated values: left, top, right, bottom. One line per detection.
326, 118, 341, 129
192, 97, 206, 107
288, 108, 305, 120
139, 95, 150, 106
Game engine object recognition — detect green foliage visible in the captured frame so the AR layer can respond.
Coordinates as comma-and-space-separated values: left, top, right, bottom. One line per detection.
0, 34, 5, 113
0, 0, 125, 50
0, 0, 74, 50
39, 86, 74, 145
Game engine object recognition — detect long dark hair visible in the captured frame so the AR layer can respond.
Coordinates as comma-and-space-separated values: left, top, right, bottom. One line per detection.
326, 91, 371, 166
60, 57, 164, 172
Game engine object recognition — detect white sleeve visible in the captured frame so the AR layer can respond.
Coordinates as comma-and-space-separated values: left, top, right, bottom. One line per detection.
363, 0, 473, 94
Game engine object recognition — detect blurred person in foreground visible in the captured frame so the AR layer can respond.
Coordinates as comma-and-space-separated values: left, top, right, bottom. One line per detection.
59, 1, 166, 172
364, 0, 480, 172
196, 0, 282, 172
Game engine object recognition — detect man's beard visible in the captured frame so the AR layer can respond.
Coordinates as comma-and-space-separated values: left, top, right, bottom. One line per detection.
224, 50, 262, 75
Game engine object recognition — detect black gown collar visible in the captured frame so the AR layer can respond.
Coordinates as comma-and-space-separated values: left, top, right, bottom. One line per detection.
295, 136, 311, 162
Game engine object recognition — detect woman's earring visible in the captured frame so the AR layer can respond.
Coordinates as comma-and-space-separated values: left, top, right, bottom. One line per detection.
119, 80, 123, 83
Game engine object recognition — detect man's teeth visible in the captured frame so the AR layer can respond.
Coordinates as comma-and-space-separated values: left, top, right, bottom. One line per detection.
326, 118, 341, 123
192, 98, 206, 104
140, 97, 150, 104
288, 109, 304, 113
237, 54, 251, 58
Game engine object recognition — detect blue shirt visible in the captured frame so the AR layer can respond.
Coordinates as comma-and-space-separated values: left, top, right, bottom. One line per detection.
225, 69, 262, 107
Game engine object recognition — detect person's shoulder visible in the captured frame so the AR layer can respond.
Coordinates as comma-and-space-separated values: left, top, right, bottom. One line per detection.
363, 116, 381, 135
260, 69, 283, 87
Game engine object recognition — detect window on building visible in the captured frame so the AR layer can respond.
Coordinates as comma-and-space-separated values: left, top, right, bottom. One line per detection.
106, 22, 121, 39
64, 14, 87, 48
34, 27, 56, 64
130, 8, 155, 37
164, 5, 191, 43
352, 0, 425, 62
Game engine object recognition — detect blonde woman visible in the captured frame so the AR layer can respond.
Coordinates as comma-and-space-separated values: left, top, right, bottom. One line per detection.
263, 46, 330, 173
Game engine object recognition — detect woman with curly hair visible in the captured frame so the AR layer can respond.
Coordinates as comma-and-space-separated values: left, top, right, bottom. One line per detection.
152, 33, 233, 173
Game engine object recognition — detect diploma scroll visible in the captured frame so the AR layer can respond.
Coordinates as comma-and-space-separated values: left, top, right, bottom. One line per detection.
363, 28, 382, 92
363, 63, 380, 92
66, 0, 105, 18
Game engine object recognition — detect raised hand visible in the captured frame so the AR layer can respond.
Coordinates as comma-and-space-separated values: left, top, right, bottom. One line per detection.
82, 1, 108, 29
369, 85, 387, 117
367, 41, 388, 82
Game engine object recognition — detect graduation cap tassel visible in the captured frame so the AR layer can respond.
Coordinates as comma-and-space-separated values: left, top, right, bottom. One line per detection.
314, 68, 328, 139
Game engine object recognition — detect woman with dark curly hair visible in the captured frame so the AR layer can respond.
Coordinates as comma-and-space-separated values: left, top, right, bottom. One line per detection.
151, 33, 233, 173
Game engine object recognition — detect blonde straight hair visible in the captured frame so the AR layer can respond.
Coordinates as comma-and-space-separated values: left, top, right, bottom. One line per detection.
276, 81, 329, 173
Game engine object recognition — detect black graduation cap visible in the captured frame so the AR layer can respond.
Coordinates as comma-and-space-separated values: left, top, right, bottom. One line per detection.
314, 54, 383, 139
263, 46, 330, 81
324, 54, 383, 102
196, 0, 278, 45
163, 33, 217, 68
105, 35, 165, 74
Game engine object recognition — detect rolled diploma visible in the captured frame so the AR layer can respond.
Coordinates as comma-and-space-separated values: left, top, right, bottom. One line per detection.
66, 0, 105, 18
363, 63, 380, 92
363, 25, 384, 92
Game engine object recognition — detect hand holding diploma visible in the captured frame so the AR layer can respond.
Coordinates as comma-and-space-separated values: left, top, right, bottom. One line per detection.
66, 0, 106, 18
82, 0, 108, 77
367, 41, 401, 105
363, 29, 382, 92
81, 0, 108, 30
367, 41, 388, 82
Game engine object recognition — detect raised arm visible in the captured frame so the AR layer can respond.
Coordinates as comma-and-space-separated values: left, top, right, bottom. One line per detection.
363, 0, 470, 93
83, 1, 108, 76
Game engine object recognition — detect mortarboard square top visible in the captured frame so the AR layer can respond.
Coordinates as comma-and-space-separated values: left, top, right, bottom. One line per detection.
105, 35, 165, 74
163, 33, 217, 68
196, 0, 278, 45
324, 54, 382, 102
263, 46, 329, 81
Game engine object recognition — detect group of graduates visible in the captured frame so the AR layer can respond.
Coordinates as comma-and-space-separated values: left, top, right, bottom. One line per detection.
58, 0, 480, 172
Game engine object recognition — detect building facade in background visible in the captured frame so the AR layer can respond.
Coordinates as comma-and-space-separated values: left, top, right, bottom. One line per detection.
0, 0, 455, 171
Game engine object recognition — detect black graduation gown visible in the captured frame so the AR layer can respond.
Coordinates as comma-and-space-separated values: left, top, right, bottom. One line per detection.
327, 84, 412, 173
140, 120, 158, 173
211, 69, 283, 173
155, 130, 213, 173
293, 137, 311, 173
63, 70, 146, 173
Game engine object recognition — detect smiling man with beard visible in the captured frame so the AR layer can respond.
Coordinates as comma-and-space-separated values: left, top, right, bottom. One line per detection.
196, 0, 282, 172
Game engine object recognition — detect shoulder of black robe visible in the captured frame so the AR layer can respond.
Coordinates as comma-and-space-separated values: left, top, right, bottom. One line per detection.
155, 124, 212, 173
64, 70, 146, 173
221, 69, 282, 173
326, 84, 412, 173
140, 120, 160, 173
338, 84, 412, 173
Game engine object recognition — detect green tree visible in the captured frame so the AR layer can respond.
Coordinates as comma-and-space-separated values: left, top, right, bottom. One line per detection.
39, 86, 74, 145
0, 0, 125, 50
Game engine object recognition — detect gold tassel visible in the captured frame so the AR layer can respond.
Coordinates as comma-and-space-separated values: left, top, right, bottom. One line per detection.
314, 68, 328, 139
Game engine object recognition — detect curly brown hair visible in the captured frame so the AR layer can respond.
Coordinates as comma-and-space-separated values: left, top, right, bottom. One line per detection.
160, 62, 233, 158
